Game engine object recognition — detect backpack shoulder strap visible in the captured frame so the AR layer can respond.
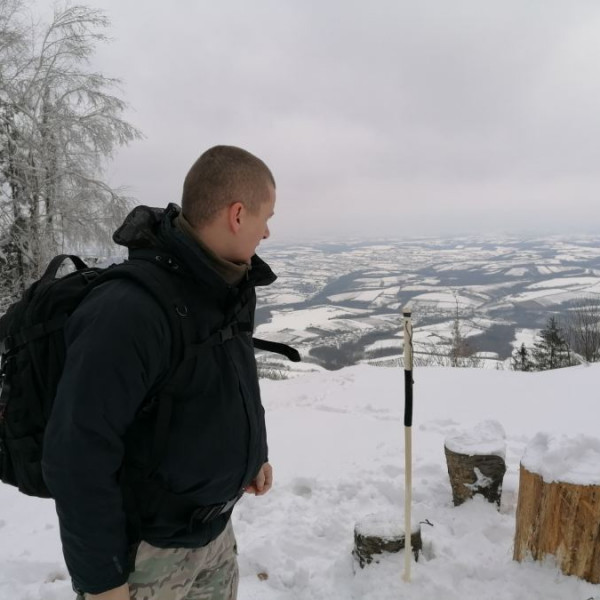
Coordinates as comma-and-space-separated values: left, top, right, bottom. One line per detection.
97, 258, 191, 363
43, 254, 89, 280
222, 285, 301, 363
253, 337, 301, 362
98, 258, 193, 458
95, 259, 194, 517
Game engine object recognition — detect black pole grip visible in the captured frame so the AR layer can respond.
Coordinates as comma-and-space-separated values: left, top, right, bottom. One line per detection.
404, 369, 413, 427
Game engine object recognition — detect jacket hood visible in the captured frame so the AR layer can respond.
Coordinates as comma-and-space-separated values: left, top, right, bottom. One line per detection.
113, 204, 165, 249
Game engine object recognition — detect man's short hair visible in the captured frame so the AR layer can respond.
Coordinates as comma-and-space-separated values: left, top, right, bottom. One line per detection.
182, 145, 275, 227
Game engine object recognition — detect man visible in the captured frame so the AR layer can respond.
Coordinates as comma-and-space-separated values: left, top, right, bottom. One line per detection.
42, 146, 278, 600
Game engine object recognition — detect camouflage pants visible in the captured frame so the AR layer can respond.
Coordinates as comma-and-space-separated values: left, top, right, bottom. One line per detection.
128, 521, 238, 600
77, 521, 239, 600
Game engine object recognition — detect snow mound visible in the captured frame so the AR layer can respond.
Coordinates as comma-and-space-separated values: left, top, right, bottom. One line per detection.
355, 512, 420, 538
445, 420, 506, 458
521, 432, 600, 485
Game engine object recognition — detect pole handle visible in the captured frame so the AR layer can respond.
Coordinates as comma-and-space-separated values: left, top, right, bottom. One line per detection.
403, 308, 414, 427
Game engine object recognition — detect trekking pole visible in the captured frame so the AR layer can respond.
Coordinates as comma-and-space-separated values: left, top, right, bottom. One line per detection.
402, 307, 414, 582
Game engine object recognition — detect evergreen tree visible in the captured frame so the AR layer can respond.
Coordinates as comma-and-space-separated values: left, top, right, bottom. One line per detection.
512, 343, 533, 371
531, 316, 576, 371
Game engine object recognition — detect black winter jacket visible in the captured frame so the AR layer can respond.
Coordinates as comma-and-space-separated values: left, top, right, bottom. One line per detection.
42, 204, 276, 594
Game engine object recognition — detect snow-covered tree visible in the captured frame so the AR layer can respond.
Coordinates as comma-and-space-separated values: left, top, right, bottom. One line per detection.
565, 297, 600, 363
0, 1, 141, 307
448, 291, 475, 367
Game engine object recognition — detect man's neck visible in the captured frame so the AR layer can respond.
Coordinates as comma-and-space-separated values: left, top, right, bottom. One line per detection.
175, 214, 248, 285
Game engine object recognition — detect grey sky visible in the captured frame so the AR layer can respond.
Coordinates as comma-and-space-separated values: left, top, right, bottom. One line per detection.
40, 0, 600, 241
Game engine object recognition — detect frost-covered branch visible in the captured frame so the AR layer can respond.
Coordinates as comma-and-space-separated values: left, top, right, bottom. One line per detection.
0, 0, 142, 305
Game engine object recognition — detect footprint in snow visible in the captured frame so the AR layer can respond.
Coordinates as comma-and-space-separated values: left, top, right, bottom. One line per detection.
382, 465, 403, 478
291, 479, 313, 498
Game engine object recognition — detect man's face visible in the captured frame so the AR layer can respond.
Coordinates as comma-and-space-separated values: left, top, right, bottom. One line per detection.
234, 184, 276, 264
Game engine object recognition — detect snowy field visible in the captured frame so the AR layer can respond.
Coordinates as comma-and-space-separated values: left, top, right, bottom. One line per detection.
1, 364, 600, 599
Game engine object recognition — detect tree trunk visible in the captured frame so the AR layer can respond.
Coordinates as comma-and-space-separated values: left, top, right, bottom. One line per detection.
444, 446, 506, 507
514, 464, 600, 583
352, 514, 422, 568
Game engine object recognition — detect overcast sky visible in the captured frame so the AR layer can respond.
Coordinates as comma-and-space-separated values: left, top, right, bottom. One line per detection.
39, 0, 600, 241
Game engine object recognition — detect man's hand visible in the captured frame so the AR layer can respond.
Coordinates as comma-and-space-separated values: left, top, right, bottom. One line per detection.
244, 462, 273, 496
87, 583, 129, 600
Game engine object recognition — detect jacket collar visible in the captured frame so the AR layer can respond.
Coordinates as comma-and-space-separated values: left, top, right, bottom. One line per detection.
160, 204, 277, 294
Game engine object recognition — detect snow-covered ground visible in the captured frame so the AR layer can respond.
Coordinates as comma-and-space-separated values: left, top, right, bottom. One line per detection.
257, 305, 371, 335
1, 364, 600, 599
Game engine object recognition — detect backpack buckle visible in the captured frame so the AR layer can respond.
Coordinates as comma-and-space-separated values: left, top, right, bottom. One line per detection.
80, 270, 98, 284
219, 323, 239, 343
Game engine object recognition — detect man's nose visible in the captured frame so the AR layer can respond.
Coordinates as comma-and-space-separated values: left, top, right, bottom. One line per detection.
263, 224, 270, 240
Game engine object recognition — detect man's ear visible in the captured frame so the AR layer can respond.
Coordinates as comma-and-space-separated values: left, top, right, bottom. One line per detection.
227, 202, 244, 233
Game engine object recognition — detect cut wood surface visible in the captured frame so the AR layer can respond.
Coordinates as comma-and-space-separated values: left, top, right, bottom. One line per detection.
514, 464, 600, 584
444, 446, 506, 507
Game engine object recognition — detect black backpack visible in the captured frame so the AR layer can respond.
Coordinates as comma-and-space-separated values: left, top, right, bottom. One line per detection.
0, 253, 299, 499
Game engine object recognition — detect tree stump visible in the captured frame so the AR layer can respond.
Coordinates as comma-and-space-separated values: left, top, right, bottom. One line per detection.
513, 433, 600, 583
352, 513, 422, 568
444, 421, 507, 507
